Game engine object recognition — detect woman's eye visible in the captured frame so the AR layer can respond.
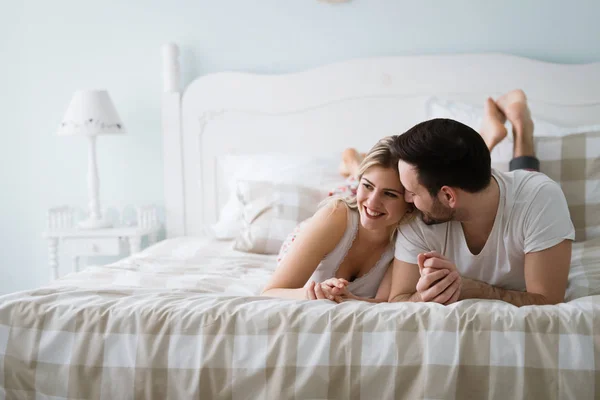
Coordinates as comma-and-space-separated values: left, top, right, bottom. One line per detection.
385, 192, 398, 198
362, 183, 372, 190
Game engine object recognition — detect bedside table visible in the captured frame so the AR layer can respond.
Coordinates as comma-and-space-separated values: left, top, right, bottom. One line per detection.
43, 206, 161, 280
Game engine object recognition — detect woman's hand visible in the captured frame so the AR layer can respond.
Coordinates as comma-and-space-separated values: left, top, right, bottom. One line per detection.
305, 278, 352, 302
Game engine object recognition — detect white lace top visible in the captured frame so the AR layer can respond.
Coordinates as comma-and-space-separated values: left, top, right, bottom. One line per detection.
305, 209, 395, 298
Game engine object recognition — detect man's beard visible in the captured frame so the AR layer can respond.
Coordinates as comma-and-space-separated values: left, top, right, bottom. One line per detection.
420, 198, 455, 225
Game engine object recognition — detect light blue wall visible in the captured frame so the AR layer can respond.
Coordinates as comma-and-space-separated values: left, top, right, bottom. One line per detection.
2, 0, 600, 294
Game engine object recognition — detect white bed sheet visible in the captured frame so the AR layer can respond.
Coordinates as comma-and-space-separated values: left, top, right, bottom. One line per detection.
49, 236, 277, 295
49, 234, 600, 303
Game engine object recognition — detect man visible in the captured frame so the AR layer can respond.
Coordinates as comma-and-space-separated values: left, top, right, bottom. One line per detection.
388, 90, 575, 306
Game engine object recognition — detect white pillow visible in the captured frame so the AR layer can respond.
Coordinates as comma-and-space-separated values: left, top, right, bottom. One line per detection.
233, 180, 324, 254
211, 153, 343, 239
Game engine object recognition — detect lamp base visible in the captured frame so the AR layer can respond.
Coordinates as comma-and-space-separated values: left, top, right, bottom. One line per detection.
78, 218, 112, 230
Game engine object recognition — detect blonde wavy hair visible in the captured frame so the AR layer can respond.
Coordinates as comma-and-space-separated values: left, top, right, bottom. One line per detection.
323, 136, 414, 239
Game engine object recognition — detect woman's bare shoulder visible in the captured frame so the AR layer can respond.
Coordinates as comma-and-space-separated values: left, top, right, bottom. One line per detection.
313, 199, 351, 227
299, 200, 351, 243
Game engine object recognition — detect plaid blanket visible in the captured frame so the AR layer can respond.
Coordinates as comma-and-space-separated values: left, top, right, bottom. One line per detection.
1, 237, 599, 399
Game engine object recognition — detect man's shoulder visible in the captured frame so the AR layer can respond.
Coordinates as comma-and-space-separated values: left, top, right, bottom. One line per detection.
397, 214, 449, 240
395, 214, 451, 257
494, 169, 561, 201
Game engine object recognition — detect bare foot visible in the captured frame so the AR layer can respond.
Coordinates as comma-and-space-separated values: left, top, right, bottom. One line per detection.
496, 89, 535, 157
339, 148, 363, 178
480, 97, 507, 151
496, 89, 532, 127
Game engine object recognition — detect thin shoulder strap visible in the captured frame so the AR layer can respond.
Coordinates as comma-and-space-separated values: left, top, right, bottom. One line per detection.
443, 222, 450, 257
331, 208, 359, 271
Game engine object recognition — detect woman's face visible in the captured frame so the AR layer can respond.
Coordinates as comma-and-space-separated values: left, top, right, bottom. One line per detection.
356, 166, 409, 231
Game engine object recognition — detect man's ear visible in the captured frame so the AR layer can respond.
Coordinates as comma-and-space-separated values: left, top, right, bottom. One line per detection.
439, 186, 458, 208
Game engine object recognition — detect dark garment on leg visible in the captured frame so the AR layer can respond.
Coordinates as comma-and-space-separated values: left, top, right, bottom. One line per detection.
509, 156, 540, 172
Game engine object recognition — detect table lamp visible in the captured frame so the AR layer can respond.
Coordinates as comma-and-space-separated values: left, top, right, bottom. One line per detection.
57, 90, 125, 229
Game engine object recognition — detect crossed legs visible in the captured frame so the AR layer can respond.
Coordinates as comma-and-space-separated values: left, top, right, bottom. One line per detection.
480, 89, 539, 171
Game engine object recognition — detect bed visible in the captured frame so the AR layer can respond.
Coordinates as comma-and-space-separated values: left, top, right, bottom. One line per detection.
2, 43, 600, 399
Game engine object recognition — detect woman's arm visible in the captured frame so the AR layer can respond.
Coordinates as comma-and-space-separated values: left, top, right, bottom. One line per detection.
261, 202, 348, 300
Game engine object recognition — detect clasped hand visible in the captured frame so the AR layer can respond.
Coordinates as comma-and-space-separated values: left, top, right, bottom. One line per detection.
305, 278, 356, 303
416, 251, 461, 305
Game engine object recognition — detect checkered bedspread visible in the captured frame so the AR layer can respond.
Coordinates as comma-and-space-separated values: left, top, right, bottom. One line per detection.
1, 237, 599, 399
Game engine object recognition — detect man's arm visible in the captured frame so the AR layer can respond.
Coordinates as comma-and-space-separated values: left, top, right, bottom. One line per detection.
391, 219, 461, 304
388, 256, 460, 304
388, 257, 422, 302
459, 240, 572, 306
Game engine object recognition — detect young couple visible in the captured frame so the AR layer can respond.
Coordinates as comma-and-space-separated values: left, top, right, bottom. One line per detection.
261, 90, 575, 307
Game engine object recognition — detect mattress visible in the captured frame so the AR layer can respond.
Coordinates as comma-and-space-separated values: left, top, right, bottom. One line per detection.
1, 236, 599, 399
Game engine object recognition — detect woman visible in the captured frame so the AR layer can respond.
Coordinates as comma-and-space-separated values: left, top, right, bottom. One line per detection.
261, 136, 410, 303
262, 89, 540, 303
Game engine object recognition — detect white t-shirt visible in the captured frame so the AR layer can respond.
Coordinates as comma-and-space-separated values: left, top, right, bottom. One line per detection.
394, 169, 575, 291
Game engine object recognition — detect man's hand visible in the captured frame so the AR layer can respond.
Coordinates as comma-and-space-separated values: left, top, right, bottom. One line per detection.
416, 251, 462, 305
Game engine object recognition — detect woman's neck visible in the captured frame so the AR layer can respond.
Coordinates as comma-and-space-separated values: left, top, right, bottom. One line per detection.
356, 223, 395, 246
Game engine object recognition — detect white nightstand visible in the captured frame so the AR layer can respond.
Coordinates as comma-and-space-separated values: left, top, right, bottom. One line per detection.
43, 206, 161, 280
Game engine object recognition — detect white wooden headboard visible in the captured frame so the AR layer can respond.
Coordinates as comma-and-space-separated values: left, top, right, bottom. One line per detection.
161, 42, 600, 238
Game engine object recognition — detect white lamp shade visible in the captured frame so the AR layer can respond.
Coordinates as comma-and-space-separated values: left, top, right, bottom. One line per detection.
57, 90, 126, 136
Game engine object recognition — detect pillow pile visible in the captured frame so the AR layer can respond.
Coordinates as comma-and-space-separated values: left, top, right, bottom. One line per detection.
565, 236, 600, 301
232, 181, 326, 255
525, 131, 600, 241
212, 153, 342, 239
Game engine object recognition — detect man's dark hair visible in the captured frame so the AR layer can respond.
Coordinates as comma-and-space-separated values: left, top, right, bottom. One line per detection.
391, 118, 492, 197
